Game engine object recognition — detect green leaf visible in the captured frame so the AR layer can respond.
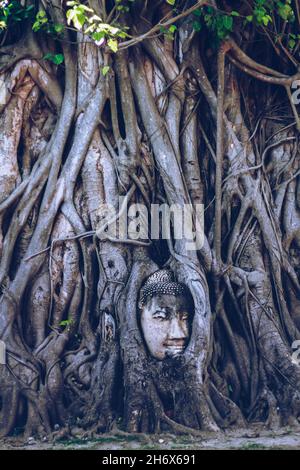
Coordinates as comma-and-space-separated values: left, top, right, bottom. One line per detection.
85, 23, 97, 34
107, 38, 118, 52
92, 30, 105, 41
102, 65, 110, 76
192, 20, 202, 32
77, 4, 93, 13
117, 30, 128, 39
43, 53, 64, 65
107, 25, 120, 35
193, 9, 202, 17
54, 23, 64, 33
277, 2, 294, 21
262, 14, 272, 25
37, 10, 47, 18
66, 8, 86, 30
53, 54, 64, 65
230, 10, 240, 17
75, 12, 86, 29
166, 0, 176, 5
59, 319, 73, 327
168, 24, 177, 33
288, 38, 296, 49
32, 21, 40, 32
223, 15, 233, 31
32, 10, 48, 32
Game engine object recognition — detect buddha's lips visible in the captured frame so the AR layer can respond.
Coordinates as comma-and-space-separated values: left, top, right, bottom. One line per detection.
164, 340, 186, 349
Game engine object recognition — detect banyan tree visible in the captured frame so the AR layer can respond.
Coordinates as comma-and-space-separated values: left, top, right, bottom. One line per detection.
1, 0, 300, 439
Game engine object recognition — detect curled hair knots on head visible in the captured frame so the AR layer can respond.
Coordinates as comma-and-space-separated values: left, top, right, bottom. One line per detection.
138, 269, 189, 308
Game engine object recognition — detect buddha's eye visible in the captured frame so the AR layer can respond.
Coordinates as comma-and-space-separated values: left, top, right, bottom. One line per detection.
180, 312, 189, 321
153, 311, 167, 320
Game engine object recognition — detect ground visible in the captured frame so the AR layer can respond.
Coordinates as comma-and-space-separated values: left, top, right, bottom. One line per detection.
1, 428, 300, 450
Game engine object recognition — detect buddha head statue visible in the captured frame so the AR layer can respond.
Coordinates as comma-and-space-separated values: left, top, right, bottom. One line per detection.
138, 269, 193, 360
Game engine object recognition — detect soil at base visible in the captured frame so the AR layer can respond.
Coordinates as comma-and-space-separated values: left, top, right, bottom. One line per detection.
1, 427, 300, 450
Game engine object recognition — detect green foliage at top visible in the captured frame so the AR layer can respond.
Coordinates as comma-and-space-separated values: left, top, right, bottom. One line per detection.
32, 10, 48, 32
66, 0, 129, 52
0, 1, 298, 56
241, 0, 295, 26
0, 0, 34, 31
192, 7, 237, 41
192, 0, 297, 47
115, 0, 136, 13
254, 0, 295, 24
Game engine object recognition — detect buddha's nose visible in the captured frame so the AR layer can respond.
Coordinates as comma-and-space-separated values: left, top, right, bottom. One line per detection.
169, 318, 186, 340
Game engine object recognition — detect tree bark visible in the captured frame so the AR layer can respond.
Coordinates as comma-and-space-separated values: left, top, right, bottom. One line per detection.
1, 0, 300, 439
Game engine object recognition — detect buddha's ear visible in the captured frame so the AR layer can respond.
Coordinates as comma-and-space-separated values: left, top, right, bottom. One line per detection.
138, 300, 143, 310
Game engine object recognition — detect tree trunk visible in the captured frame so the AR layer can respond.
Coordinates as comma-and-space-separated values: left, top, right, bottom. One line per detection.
1, 0, 300, 439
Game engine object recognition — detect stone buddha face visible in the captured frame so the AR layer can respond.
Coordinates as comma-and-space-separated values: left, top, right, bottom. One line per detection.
140, 293, 192, 360
138, 270, 193, 360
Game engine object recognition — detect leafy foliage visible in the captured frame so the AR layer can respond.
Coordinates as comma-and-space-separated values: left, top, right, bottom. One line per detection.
249, 0, 295, 26
115, 0, 136, 13
59, 319, 74, 327
101, 65, 110, 76
32, 10, 48, 32
0, 0, 34, 31
0, 0, 298, 58
32, 9, 65, 39
43, 53, 64, 65
191, 0, 297, 51
160, 23, 177, 40
66, 0, 128, 52
192, 7, 237, 42
287, 33, 300, 50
